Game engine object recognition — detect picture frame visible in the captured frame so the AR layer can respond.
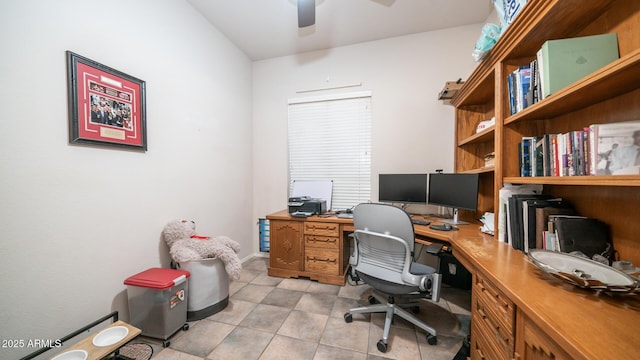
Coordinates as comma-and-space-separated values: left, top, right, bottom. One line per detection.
66, 51, 147, 151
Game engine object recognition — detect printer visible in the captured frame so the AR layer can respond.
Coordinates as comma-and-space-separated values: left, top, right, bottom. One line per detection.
288, 196, 327, 217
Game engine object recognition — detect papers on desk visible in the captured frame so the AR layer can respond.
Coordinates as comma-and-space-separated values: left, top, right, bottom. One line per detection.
479, 212, 494, 235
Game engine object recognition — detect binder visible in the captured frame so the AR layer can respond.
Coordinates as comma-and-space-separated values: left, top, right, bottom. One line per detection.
552, 216, 614, 264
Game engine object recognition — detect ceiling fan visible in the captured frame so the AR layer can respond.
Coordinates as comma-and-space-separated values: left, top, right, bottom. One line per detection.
297, 0, 316, 28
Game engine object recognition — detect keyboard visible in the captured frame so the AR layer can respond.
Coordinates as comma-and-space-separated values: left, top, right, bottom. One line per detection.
411, 219, 430, 226
337, 213, 353, 219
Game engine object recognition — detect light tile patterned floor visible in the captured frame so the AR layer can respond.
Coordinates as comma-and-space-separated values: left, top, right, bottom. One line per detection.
140, 256, 470, 360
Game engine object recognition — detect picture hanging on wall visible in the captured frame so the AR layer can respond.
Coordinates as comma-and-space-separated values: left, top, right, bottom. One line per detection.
66, 51, 147, 151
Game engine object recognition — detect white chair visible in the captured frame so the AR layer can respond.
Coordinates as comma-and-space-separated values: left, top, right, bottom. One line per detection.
344, 203, 443, 353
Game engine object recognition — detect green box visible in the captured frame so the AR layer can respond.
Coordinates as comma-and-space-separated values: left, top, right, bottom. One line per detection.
537, 33, 619, 98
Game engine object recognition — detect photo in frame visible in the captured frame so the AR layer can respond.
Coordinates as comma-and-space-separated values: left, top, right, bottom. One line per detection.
66, 51, 147, 150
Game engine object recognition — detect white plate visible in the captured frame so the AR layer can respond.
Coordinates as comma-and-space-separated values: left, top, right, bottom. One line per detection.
51, 349, 87, 360
92, 325, 129, 347
528, 249, 638, 293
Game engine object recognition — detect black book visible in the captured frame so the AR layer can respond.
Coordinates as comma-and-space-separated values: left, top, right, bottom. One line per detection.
508, 194, 552, 251
552, 217, 614, 264
523, 198, 573, 251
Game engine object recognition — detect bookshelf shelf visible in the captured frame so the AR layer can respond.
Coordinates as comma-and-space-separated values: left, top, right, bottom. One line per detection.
504, 175, 640, 187
463, 167, 495, 175
458, 126, 494, 146
504, 48, 640, 126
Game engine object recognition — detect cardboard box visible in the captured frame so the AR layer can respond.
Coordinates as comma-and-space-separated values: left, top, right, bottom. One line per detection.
438, 80, 465, 101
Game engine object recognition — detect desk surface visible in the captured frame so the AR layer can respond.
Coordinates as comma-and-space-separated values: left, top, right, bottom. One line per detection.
267, 210, 640, 360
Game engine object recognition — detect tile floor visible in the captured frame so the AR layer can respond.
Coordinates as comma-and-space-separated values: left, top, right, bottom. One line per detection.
141, 256, 471, 360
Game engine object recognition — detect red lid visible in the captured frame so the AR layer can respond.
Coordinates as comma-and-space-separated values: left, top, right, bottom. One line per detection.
124, 268, 190, 289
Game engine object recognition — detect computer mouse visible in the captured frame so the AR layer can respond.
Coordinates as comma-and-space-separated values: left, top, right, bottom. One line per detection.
444, 223, 452, 230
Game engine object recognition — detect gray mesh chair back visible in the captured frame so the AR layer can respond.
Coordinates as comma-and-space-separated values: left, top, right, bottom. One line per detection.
345, 202, 442, 353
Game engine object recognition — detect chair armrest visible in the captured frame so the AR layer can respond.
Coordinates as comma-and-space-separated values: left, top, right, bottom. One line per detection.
426, 243, 443, 255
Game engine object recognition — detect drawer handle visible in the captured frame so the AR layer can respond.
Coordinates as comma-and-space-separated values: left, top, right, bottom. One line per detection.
310, 238, 337, 244
308, 224, 337, 231
307, 256, 337, 264
477, 307, 487, 320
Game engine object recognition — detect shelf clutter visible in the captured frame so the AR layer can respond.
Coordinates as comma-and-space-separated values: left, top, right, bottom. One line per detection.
507, 33, 620, 116
517, 119, 640, 177
438, 79, 464, 104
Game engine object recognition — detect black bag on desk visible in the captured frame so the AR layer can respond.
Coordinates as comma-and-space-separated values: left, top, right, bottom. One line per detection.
552, 216, 614, 264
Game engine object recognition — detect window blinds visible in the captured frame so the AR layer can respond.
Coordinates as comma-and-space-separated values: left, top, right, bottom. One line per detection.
288, 91, 372, 210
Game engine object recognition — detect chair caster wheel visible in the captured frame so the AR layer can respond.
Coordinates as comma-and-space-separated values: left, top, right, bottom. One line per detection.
427, 334, 437, 345
162, 340, 171, 348
183, 323, 190, 331
344, 313, 353, 323
368, 295, 377, 304
376, 339, 387, 353
411, 306, 420, 314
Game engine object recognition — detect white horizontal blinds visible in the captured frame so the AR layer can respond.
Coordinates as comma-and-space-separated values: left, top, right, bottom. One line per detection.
288, 92, 372, 210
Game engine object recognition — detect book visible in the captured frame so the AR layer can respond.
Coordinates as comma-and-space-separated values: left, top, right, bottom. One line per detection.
534, 202, 574, 250
507, 66, 532, 115
589, 120, 640, 175
520, 137, 535, 177
509, 194, 552, 251
498, 184, 543, 243
538, 33, 619, 99
523, 198, 568, 252
533, 136, 544, 176
552, 216, 614, 264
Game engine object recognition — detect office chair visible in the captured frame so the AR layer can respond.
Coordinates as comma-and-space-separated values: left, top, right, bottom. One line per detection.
343, 203, 443, 353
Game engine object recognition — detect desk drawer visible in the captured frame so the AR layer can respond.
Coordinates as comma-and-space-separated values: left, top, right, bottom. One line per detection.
305, 248, 340, 275
304, 222, 340, 237
305, 235, 339, 249
471, 319, 505, 360
472, 294, 513, 359
474, 273, 515, 336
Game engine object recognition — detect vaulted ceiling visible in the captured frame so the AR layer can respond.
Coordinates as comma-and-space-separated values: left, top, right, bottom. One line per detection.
187, 0, 494, 61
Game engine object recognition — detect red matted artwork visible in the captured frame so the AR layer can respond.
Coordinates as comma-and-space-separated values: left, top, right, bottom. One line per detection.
66, 51, 147, 151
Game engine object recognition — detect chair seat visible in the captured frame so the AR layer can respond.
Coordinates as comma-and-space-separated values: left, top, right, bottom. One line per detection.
357, 261, 436, 296
410, 262, 435, 276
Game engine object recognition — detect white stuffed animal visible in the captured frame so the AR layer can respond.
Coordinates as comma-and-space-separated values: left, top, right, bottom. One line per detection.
162, 220, 242, 280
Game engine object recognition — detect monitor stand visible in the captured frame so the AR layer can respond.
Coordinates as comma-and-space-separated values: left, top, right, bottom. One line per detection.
440, 208, 469, 225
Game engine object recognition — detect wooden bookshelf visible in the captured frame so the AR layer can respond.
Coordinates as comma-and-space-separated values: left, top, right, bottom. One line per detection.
450, 1, 640, 358
451, 0, 640, 264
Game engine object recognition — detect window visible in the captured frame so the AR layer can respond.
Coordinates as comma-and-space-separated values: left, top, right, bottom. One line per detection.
288, 91, 372, 210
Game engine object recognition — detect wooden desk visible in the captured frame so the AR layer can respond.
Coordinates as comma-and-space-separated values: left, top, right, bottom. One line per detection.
266, 210, 640, 359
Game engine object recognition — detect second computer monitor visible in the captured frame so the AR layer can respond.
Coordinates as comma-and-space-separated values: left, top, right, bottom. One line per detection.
428, 173, 479, 225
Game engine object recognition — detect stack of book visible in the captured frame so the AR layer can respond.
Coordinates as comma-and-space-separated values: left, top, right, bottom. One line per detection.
503, 192, 614, 263
507, 33, 619, 116
506, 194, 573, 252
518, 119, 640, 177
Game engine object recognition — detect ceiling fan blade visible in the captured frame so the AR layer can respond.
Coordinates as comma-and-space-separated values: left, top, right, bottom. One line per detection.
297, 0, 315, 28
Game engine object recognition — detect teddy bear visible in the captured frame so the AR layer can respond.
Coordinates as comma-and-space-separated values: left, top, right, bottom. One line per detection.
162, 219, 242, 280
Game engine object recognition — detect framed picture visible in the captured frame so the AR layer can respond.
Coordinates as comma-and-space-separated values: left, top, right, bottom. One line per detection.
66, 51, 147, 151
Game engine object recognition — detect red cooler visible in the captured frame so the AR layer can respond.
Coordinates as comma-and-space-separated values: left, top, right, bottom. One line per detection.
124, 268, 190, 346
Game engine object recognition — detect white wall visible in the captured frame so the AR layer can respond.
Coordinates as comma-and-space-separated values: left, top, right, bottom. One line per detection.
0, 1, 252, 358
252, 24, 483, 219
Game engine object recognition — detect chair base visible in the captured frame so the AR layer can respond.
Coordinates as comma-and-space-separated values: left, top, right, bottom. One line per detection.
344, 291, 437, 353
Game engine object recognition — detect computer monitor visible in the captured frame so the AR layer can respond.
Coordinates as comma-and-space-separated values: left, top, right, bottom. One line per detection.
378, 174, 428, 205
428, 173, 479, 225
